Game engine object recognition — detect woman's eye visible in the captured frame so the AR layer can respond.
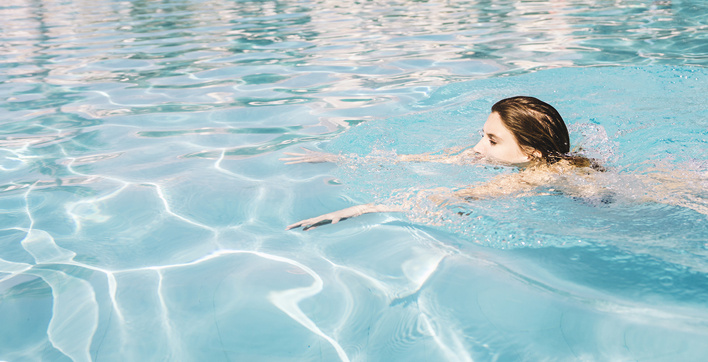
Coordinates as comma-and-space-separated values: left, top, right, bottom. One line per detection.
489, 139, 497, 145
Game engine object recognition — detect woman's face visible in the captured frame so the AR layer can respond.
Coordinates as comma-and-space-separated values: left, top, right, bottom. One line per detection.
472, 112, 532, 165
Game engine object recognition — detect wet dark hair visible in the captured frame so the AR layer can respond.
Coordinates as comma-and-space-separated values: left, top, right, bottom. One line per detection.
492, 96, 600, 169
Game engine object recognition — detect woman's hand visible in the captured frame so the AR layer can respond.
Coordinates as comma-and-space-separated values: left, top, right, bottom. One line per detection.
286, 208, 357, 231
287, 204, 403, 231
280, 148, 339, 164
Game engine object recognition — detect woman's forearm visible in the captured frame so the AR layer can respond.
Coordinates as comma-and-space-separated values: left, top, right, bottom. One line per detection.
397, 146, 473, 164
358, 203, 406, 214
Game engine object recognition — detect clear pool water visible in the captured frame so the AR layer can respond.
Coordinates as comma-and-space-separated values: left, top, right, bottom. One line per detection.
1, 0, 707, 361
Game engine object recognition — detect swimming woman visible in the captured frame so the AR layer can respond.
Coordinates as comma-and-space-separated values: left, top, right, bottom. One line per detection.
282, 96, 700, 230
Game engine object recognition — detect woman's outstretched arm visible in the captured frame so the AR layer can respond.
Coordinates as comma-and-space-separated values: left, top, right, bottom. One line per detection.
286, 165, 561, 231
280, 146, 477, 165
286, 172, 539, 231
287, 203, 405, 231
396, 146, 477, 164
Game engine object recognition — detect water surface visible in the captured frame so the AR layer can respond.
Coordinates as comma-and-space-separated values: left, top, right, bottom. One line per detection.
1, 0, 708, 361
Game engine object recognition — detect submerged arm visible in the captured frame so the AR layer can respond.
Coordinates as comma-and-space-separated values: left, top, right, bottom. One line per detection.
281, 146, 477, 165
287, 203, 405, 231
397, 146, 477, 164
288, 170, 546, 231
286, 178, 531, 232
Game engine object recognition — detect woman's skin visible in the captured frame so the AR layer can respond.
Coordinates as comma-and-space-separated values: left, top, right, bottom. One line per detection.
283, 111, 560, 231
283, 107, 708, 231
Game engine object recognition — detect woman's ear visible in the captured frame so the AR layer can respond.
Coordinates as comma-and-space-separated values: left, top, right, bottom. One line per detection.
521, 145, 542, 160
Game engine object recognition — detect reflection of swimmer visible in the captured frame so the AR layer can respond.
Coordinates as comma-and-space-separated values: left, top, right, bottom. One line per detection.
283, 96, 705, 230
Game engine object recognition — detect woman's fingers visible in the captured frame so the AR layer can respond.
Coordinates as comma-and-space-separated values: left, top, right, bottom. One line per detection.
286, 217, 321, 230
288, 206, 369, 231
279, 154, 312, 164
286, 221, 304, 230
282, 159, 306, 165
302, 217, 331, 231
287, 214, 339, 231
280, 154, 317, 164
279, 153, 306, 164
287, 217, 317, 230
281, 148, 314, 158
279, 149, 310, 162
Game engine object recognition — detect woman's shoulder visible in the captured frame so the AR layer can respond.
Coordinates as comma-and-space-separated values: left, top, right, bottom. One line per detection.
520, 159, 601, 180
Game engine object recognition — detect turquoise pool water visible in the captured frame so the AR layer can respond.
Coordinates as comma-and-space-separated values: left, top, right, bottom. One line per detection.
1, 0, 707, 361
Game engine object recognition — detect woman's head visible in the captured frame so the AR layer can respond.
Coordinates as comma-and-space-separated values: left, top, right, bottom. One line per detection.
473, 96, 570, 165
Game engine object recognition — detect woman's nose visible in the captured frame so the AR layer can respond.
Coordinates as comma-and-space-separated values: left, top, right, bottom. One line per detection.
472, 139, 484, 155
